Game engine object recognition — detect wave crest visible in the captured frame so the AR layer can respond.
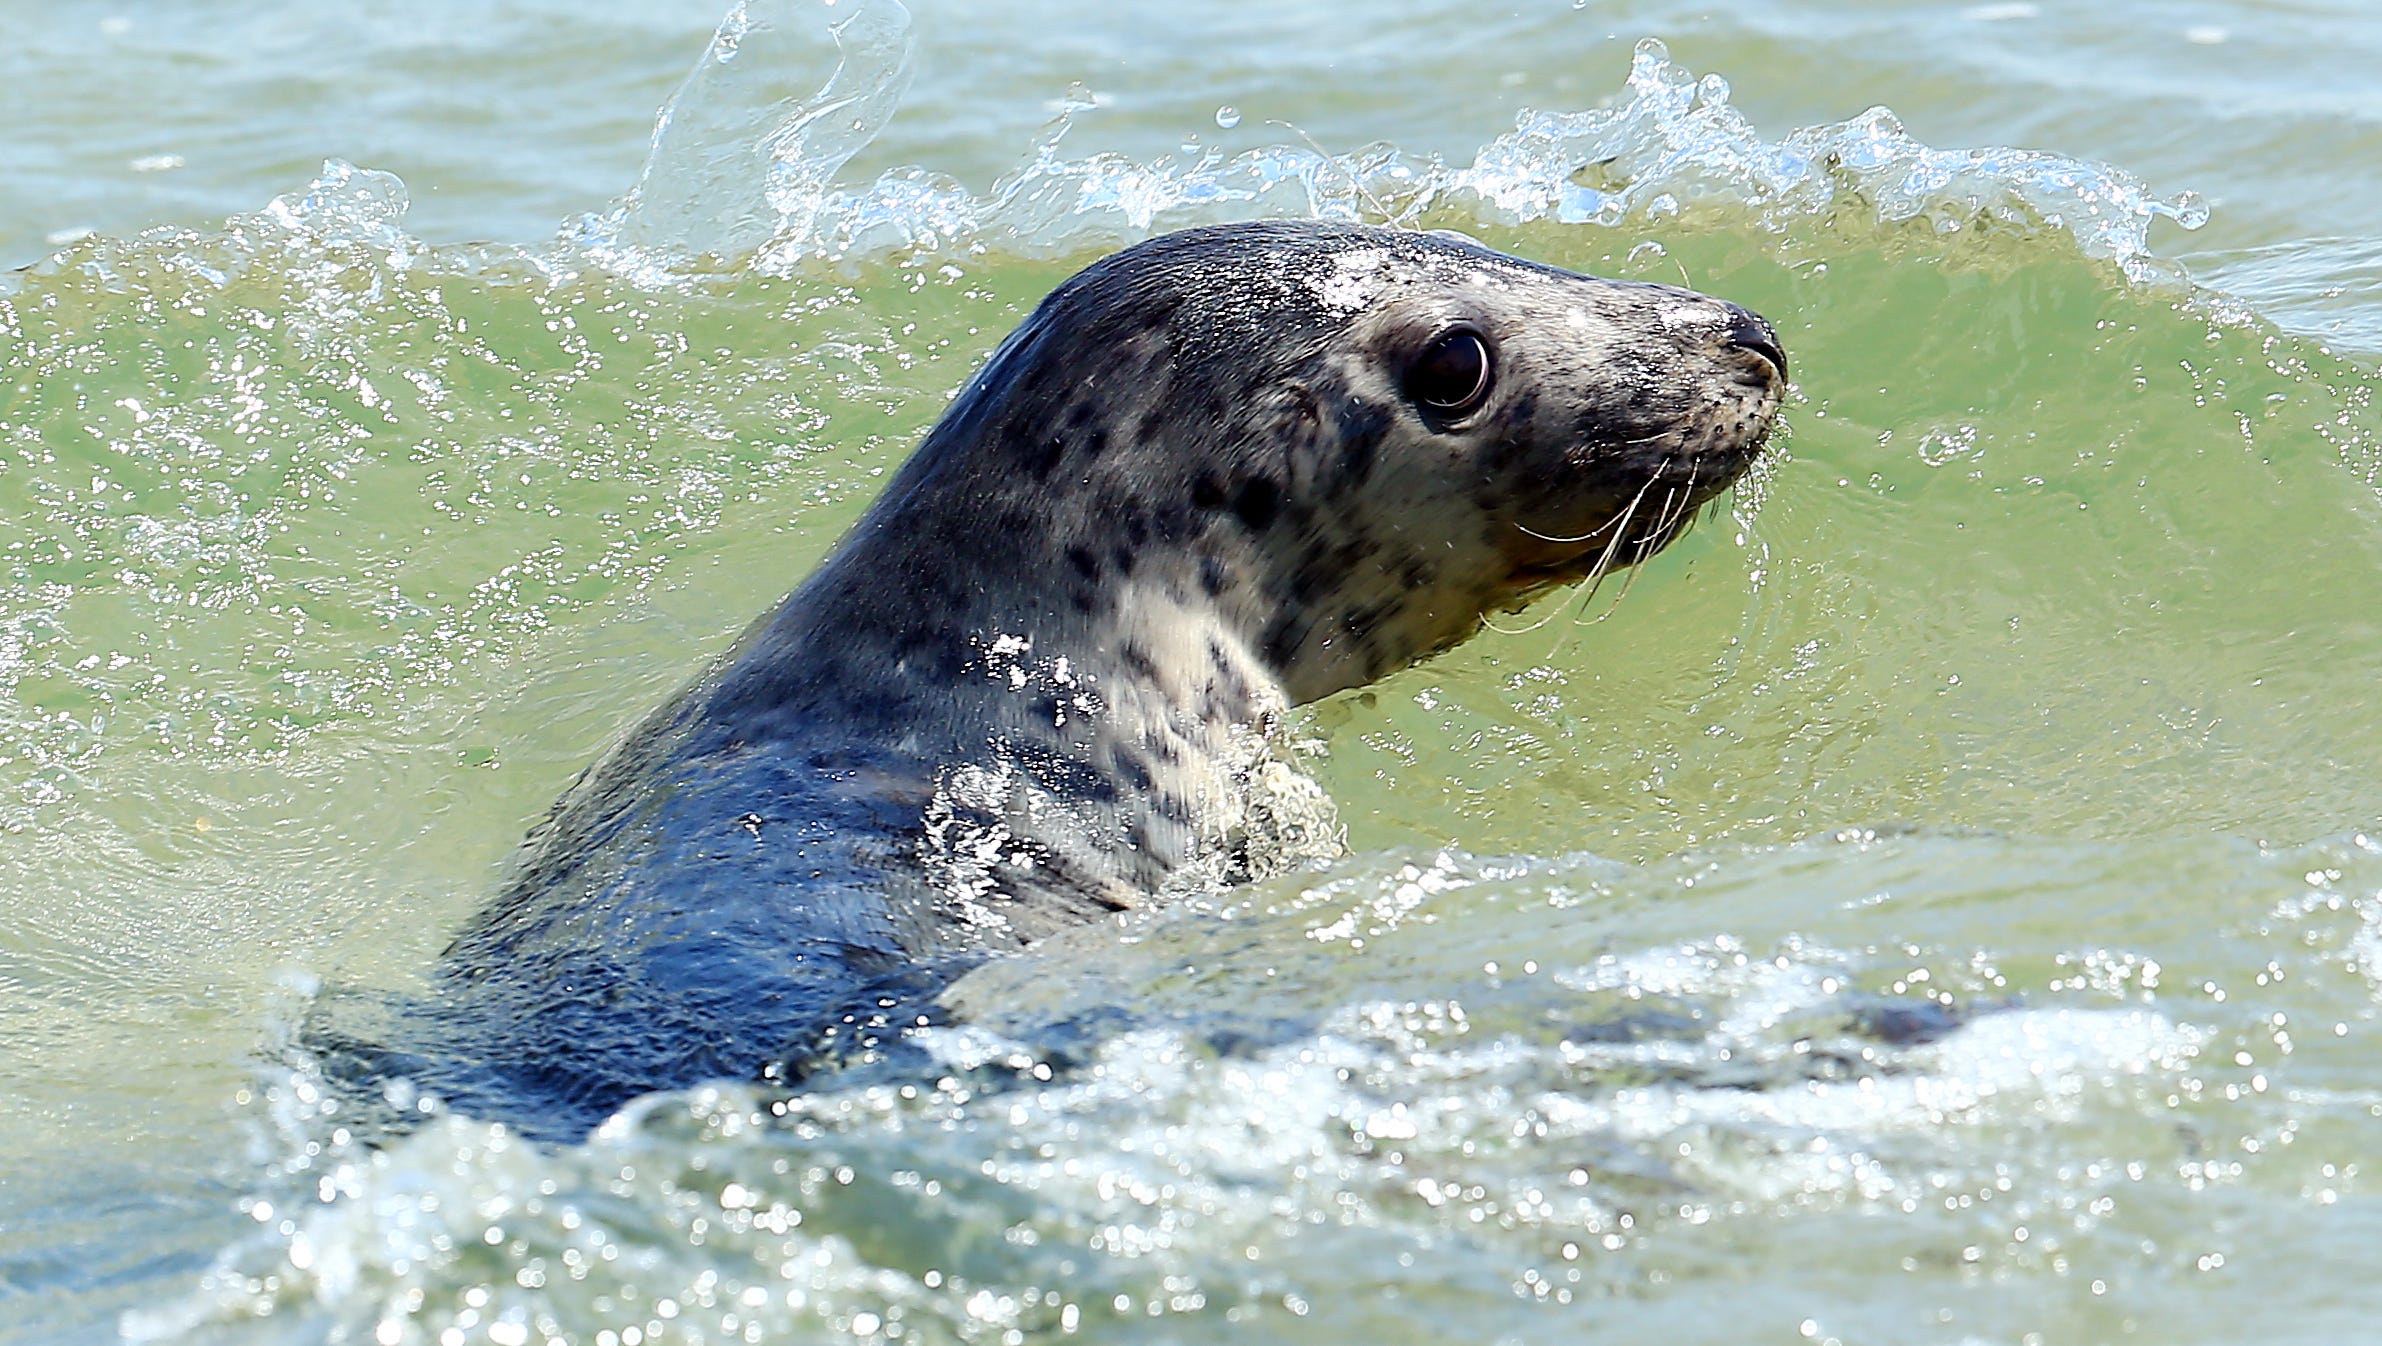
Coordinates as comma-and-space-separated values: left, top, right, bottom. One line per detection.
563, 4, 2207, 285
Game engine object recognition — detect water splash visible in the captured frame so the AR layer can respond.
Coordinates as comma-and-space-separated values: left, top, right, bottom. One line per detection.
568, 0, 914, 280
561, 26, 2205, 286
135, 835, 2251, 1345
24, 28, 2209, 298
1456, 45, 2208, 283
251, 160, 421, 260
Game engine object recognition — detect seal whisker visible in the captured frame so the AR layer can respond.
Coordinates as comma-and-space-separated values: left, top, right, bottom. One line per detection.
1648, 461, 1703, 547
1570, 460, 1709, 635
1576, 474, 1661, 601
1603, 473, 1665, 567
1570, 486, 1677, 632
1542, 473, 1665, 659
1515, 516, 1626, 546
1482, 605, 1567, 637
1517, 457, 1668, 550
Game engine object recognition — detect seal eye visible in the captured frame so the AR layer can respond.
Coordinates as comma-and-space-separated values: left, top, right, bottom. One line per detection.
1404, 328, 1493, 416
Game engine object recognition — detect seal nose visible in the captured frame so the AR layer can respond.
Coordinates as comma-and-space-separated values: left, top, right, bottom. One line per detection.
1723, 305, 1788, 383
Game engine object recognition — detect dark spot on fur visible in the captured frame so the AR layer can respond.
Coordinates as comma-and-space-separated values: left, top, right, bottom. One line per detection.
1199, 554, 1231, 596
1069, 767, 1119, 806
1066, 545, 1101, 580
1342, 436, 1377, 488
1333, 395, 1390, 485
1107, 744, 1155, 794
1120, 642, 1160, 683
1217, 661, 1248, 705
1198, 685, 1229, 722
1191, 472, 1227, 510
1277, 383, 1324, 436
1285, 534, 1381, 608
1022, 433, 1065, 480
1198, 660, 1254, 723
1136, 400, 1171, 449
1231, 476, 1281, 531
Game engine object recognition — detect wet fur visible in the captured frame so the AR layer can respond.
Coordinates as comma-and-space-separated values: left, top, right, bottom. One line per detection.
316, 221, 1784, 1140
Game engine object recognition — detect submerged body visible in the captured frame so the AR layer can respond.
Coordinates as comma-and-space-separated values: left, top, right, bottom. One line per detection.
348, 221, 1785, 1139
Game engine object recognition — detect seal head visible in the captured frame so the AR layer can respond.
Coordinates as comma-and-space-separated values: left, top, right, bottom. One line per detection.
327, 221, 1786, 1139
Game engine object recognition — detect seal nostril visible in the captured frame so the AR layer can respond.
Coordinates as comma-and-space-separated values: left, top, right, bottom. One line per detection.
1724, 307, 1788, 383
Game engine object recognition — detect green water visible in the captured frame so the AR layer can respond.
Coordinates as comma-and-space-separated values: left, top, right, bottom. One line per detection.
4, 2, 2382, 1342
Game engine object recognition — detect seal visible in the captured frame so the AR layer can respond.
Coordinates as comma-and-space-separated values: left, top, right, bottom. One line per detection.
328, 220, 1786, 1140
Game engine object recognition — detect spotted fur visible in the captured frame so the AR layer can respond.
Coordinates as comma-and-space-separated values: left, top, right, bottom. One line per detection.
322, 221, 1786, 1139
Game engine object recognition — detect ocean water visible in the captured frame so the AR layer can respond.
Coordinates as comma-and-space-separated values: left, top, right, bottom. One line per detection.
3, 1, 2381, 1342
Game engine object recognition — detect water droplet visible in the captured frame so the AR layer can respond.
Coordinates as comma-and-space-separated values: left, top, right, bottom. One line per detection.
1214, 106, 1241, 130
1181, 132, 1202, 153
